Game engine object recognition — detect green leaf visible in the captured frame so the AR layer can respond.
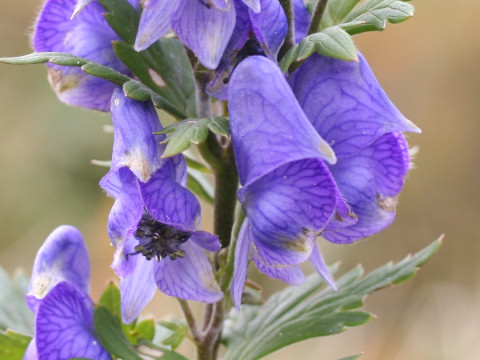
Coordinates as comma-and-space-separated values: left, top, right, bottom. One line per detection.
187, 173, 214, 204
156, 320, 189, 350
80, 62, 131, 85
0, 52, 86, 66
344, 0, 414, 35
133, 319, 156, 342
338, 354, 362, 360
0, 268, 34, 335
306, 26, 358, 61
159, 117, 230, 158
320, 0, 363, 28
0, 330, 31, 360
222, 238, 442, 360
94, 305, 143, 360
98, 0, 139, 45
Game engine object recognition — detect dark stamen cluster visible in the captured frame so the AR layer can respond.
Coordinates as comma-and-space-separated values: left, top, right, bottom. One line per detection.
126, 212, 191, 261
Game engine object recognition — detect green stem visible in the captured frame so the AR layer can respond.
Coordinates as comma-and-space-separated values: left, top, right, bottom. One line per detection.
278, 0, 295, 59
178, 299, 202, 343
307, 0, 329, 35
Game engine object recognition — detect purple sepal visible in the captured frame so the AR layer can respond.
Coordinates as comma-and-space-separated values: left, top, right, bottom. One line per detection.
249, 0, 287, 59
171, 0, 236, 69
289, 53, 421, 159
231, 220, 252, 310
206, 0, 252, 100
120, 254, 156, 324
71, 0, 93, 18
110, 89, 165, 182
239, 159, 338, 266
27, 226, 90, 313
134, 0, 177, 51
309, 244, 337, 290
229, 56, 336, 187
23, 339, 38, 360
154, 241, 223, 303
251, 250, 305, 285
324, 132, 410, 243
35, 282, 112, 360
293, 0, 310, 43
33, 0, 129, 111
209, 0, 230, 10
241, 0, 261, 12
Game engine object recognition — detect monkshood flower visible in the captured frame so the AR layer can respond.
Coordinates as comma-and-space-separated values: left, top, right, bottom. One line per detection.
100, 89, 222, 323
288, 53, 421, 243
24, 225, 111, 360
33, 0, 138, 111
229, 55, 419, 309
134, 0, 287, 70
229, 55, 356, 308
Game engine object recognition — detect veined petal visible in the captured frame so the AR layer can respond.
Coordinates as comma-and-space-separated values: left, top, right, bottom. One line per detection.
251, 249, 305, 285
110, 89, 165, 183
134, 0, 176, 51
231, 220, 252, 310
206, 0, 252, 100
240, 159, 337, 265
229, 56, 336, 187
190, 231, 221, 252
171, 0, 236, 69
241, 0, 261, 13
293, 0, 310, 43
324, 132, 410, 243
120, 255, 156, 324
35, 282, 111, 360
139, 167, 201, 231
33, 0, 128, 111
27, 226, 89, 313
153, 241, 223, 302
289, 53, 421, 159
100, 168, 143, 246
309, 243, 336, 290
208, 0, 230, 10
249, 0, 287, 59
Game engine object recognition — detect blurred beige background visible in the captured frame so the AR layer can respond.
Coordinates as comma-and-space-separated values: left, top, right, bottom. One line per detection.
1, 0, 479, 359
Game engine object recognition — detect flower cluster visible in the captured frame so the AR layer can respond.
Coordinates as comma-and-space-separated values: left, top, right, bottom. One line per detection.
31, 0, 419, 317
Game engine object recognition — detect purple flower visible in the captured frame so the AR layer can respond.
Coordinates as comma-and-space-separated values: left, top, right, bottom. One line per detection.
33, 0, 138, 111
24, 225, 111, 360
100, 89, 222, 324
134, 0, 287, 70
229, 55, 419, 309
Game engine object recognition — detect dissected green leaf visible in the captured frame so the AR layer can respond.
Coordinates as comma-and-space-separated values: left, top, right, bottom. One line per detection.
0, 330, 31, 360
0, 268, 34, 335
344, 0, 414, 34
159, 117, 230, 158
94, 305, 143, 360
98, 0, 139, 45
222, 238, 442, 360
134, 319, 155, 342
308, 26, 358, 61
81, 62, 131, 85
157, 320, 189, 350
320, 0, 363, 28
0, 52, 86, 66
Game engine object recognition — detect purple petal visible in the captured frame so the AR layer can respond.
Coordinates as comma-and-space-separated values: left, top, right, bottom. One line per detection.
110, 88, 165, 183
100, 168, 143, 246
120, 255, 156, 324
27, 226, 89, 313
71, 0, 93, 18
240, 159, 338, 265
229, 56, 336, 187
139, 168, 201, 231
33, 0, 129, 111
208, 0, 230, 10
190, 231, 221, 252
242, 0, 261, 12
23, 339, 38, 360
289, 53, 421, 159
231, 220, 251, 310
251, 249, 305, 285
249, 0, 287, 59
293, 0, 310, 43
206, 0, 252, 100
35, 282, 111, 360
309, 244, 336, 290
134, 0, 176, 51
324, 132, 410, 243
154, 241, 223, 302
171, 0, 236, 69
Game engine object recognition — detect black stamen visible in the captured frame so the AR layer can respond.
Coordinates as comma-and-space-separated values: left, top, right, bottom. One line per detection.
126, 212, 191, 261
